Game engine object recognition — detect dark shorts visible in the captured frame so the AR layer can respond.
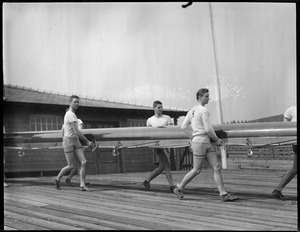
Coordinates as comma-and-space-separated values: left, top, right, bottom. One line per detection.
62, 136, 83, 153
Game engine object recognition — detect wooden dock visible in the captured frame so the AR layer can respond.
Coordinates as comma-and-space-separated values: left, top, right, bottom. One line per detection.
4, 168, 298, 230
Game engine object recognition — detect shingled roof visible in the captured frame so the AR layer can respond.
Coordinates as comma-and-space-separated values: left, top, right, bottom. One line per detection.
3, 84, 186, 113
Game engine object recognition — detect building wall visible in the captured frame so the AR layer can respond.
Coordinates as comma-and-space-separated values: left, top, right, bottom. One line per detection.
3, 104, 32, 132
3, 102, 153, 132
123, 148, 154, 173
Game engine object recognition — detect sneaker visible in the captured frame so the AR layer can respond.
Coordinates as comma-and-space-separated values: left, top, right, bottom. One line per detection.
220, 193, 239, 202
80, 186, 89, 191
271, 189, 286, 201
174, 187, 184, 200
143, 180, 150, 190
170, 185, 176, 193
54, 178, 62, 190
65, 178, 72, 186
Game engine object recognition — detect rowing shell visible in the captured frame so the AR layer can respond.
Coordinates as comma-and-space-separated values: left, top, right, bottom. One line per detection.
3, 122, 296, 144
4, 122, 297, 157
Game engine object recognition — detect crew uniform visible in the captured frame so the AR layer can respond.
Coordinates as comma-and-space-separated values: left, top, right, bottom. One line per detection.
147, 114, 173, 153
182, 105, 216, 159
62, 110, 83, 153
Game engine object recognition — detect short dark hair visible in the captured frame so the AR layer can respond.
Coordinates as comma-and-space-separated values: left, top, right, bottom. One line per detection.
196, 88, 209, 100
69, 95, 79, 103
153, 100, 162, 108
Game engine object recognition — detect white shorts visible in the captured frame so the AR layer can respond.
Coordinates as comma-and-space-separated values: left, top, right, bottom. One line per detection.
191, 142, 216, 159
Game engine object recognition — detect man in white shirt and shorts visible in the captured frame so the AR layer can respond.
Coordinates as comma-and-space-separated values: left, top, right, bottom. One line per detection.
54, 95, 93, 191
173, 88, 239, 202
143, 100, 176, 193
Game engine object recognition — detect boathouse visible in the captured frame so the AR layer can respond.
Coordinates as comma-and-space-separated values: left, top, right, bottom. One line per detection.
3, 84, 187, 177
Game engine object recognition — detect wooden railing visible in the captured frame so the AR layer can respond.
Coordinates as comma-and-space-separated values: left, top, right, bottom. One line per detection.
177, 145, 294, 171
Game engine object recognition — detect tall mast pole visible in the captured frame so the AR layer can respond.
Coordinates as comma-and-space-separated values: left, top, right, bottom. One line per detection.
209, 2, 224, 124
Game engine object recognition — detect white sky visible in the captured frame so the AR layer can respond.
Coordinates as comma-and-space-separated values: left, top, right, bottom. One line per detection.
3, 2, 296, 124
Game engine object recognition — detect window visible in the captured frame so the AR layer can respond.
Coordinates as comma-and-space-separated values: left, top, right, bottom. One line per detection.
127, 119, 147, 127
84, 121, 119, 129
30, 114, 63, 131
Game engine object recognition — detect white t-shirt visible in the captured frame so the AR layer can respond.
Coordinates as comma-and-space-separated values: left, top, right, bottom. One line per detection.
62, 118, 83, 137
63, 110, 78, 137
77, 119, 84, 130
284, 106, 297, 122
146, 114, 173, 127
181, 105, 211, 143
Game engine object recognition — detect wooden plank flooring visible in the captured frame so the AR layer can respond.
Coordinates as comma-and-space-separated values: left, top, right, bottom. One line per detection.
4, 168, 298, 230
